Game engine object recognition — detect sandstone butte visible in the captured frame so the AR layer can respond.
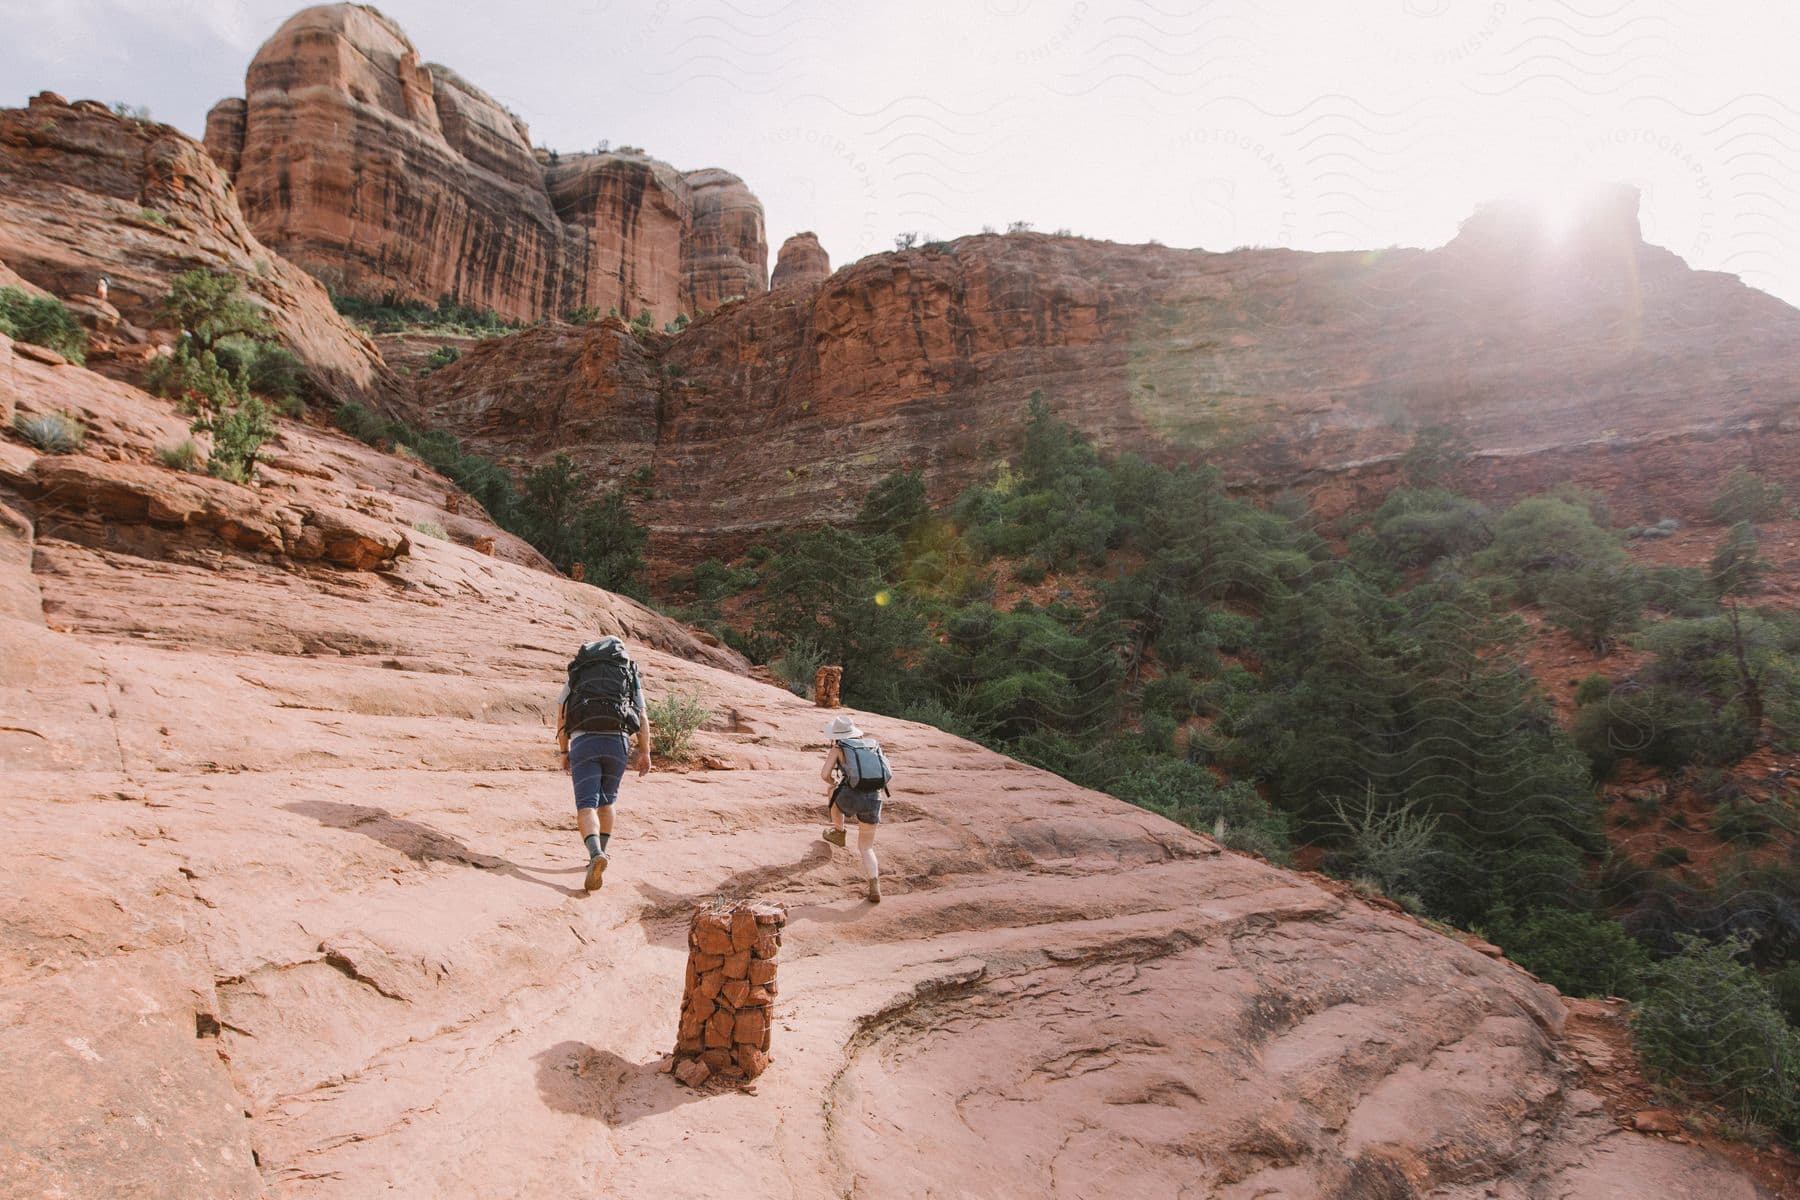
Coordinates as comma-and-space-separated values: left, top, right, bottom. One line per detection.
204, 3, 767, 326
771, 231, 832, 290
3, 329, 1788, 1199
0, 93, 399, 407
413, 183, 1800, 578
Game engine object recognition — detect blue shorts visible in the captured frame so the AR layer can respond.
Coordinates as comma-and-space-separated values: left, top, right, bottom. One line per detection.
831, 784, 883, 825
571, 733, 631, 810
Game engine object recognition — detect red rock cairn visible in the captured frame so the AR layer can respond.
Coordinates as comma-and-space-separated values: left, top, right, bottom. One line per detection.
812, 665, 843, 708
673, 900, 786, 1086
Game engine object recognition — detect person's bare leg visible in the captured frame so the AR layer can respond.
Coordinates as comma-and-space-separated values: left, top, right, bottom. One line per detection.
578, 809, 601, 839
858, 822, 880, 902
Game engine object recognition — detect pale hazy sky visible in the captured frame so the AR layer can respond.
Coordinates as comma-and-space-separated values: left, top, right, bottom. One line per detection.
5, 1, 1800, 303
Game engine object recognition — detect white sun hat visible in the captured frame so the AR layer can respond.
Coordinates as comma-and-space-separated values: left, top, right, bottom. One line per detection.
822, 715, 864, 739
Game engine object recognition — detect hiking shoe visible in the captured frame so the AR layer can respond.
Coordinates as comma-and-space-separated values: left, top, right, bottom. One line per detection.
584, 851, 609, 892
822, 827, 847, 849
866, 877, 881, 904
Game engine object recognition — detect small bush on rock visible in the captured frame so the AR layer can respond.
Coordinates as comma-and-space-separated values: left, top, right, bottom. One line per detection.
154, 439, 202, 472
422, 345, 461, 372
649, 692, 712, 761
770, 637, 824, 698
12, 410, 86, 453
0, 287, 88, 363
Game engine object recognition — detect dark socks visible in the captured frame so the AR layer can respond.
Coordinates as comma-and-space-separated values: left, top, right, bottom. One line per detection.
598, 832, 611, 852
584, 833, 603, 858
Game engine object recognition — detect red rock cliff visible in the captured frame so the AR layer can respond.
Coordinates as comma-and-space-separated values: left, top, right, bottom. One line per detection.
206, 4, 767, 324
414, 187, 1800, 571
771, 231, 830, 289
0, 92, 398, 405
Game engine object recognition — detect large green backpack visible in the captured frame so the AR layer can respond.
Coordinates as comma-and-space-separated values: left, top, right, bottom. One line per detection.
836, 737, 892, 794
566, 640, 641, 734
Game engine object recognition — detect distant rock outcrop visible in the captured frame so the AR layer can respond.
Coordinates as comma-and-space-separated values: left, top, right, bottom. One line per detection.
416, 186, 1800, 574
205, 4, 767, 323
0, 92, 398, 404
771, 232, 830, 289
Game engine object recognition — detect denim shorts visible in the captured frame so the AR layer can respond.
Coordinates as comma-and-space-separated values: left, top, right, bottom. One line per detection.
831, 784, 883, 825
571, 733, 631, 810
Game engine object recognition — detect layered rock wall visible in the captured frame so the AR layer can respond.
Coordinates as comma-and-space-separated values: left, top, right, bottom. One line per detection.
207, 4, 766, 323
0, 92, 398, 405
415, 188, 1800, 573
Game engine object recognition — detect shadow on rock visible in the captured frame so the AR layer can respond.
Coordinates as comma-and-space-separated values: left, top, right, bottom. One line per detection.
634, 840, 836, 946
532, 1041, 702, 1125
284, 800, 585, 898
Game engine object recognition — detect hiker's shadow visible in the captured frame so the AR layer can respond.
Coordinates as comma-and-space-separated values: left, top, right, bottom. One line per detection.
635, 841, 837, 947
532, 1041, 705, 1125
284, 800, 585, 898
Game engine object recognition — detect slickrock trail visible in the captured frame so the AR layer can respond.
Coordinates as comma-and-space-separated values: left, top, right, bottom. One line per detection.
0, 338, 1777, 1197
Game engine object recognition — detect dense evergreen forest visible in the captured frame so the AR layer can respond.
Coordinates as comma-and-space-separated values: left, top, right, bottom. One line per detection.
669, 396, 1800, 1141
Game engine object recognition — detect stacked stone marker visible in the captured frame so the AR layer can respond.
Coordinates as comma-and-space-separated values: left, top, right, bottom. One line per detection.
673, 900, 786, 1087
812, 665, 843, 708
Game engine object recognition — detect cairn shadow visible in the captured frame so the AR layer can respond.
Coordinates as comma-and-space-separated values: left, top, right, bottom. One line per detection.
284, 800, 586, 898
532, 1041, 705, 1125
634, 840, 839, 947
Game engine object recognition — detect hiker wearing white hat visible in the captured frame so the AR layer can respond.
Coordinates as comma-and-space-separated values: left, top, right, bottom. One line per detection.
819, 714, 893, 903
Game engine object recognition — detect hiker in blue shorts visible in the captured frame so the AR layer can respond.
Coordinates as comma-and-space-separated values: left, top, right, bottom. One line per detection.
556, 637, 651, 892
819, 714, 891, 903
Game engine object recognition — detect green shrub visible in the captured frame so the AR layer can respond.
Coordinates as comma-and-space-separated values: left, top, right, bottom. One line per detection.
1711, 522, 1765, 596
158, 270, 269, 352
1654, 844, 1692, 867
1489, 907, 1649, 999
330, 290, 520, 336
1769, 965, 1800, 1029
1712, 796, 1776, 846
333, 400, 396, 445
1326, 787, 1440, 899
154, 439, 202, 472
1540, 565, 1643, 652
412, 521, 447, 539
246, 342, 306, 402
0, 288, 88, 363
1634, 936, 1799, 1140
1108, 758, 1292, 862
1369, 487, 1491, 566
1476, 495, 1626, 600
331, 408, 649, 596
1641, 566, 1717, 618
1399, 426, 1474, 487
148, 343, 272, 483
1575, 674, 1612, 706
423, 345, 461, 372
1711, 467, 1786, 525
648, 691, 712, 761
856, 469, 930, 539
770, 637, 824, 698
12, 410, 85, 453
1571, 685, 1752, 776
202, 393, 274, 484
